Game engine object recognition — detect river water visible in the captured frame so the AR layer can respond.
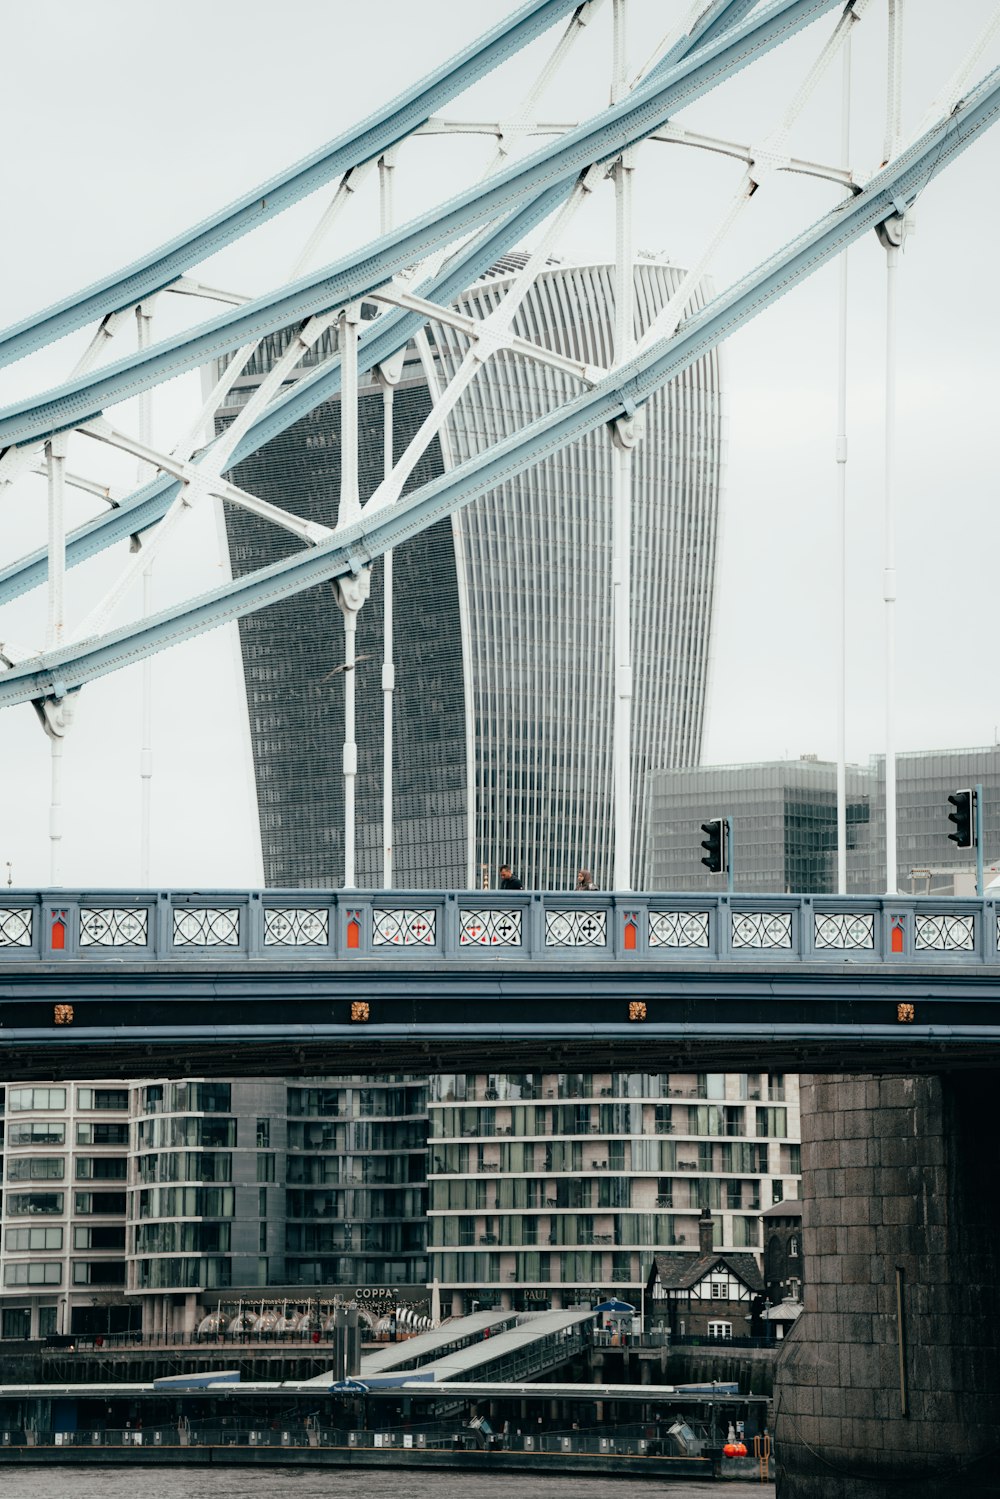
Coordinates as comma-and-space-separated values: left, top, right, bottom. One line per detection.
1, 1470, 773, 1499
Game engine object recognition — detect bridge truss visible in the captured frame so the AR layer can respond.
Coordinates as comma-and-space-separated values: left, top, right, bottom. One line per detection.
0, 0, 998, 888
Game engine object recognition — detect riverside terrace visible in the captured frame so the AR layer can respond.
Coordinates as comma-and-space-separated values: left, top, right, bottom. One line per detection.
0, 889, 998, 1080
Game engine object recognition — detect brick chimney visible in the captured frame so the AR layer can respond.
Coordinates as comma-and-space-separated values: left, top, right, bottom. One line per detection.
698, 1206, 714, 1256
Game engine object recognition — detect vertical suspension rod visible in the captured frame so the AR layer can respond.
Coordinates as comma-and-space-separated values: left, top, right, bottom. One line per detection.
835, 34, 851, 895
45, 434, 69, 887
137, 302, 155, 885
380, 152, 396, 890
339, 304, 362, 889
611, 0, 635, 893
881, 0, 904, 895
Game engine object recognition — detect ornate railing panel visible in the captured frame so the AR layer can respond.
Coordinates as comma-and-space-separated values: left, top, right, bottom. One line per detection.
80, 908, 148, 947
732, 912, 792, 950
173, 908, 240, 947
914, 913, 975, 952
649, 911, 710, 948
0, 909, 32, 947
545, 911, 607, 947
264, 909, 328, 947
460, 911, 522, 947
373, 910, 436, 946
814, 913, 875, 951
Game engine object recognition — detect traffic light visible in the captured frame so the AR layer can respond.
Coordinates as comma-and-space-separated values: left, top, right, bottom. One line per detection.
700, 817, 727, 874
947, 789, 975, 849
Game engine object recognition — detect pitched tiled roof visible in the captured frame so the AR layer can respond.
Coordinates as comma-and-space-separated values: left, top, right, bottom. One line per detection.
648, 1251, 764, 1294
762, 1199, 802, 1220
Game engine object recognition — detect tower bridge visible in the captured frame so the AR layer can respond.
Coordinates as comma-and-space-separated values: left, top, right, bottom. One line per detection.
1, 2, 999, 1492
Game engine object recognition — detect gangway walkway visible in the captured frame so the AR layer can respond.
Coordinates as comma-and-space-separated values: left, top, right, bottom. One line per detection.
356, 1308, 598, 1387
358, 1309, 519, 1379
300, 1309, 518, 1387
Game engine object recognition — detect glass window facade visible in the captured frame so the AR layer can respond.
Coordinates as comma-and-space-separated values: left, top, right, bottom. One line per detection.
646, 747, 1000, 895
221, 258, 721, 892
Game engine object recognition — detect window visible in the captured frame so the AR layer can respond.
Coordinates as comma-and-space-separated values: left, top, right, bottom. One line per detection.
75, 1191, 126, 1215
77, 1088, 128, 1111
72, 1261, 126, 1286
256, 1154, 275, 1183
7, 1122, 65, 1146
256, 1119, 271, 1148
772, 1180, 784, 1205
38, 1307, 58, 1338
7, 1192, 63, 1216
6, 1227, 63, 1252
707, 1321, 733, 1339
171, 1082, 231, 1114
789, 1236, 799, 1257
75, 1157, 127, 1181
7, 1158, 64, 1182
756, 1107, 788, 1138
8, 1088, 66, 1112
76, 1122, 129, 1146
74, 1225, 125, 1251
4, 1262, 61, 1286
287, 1088, 340, 1117
1, 1309, 30, 1339
135, 1257, 231, 1290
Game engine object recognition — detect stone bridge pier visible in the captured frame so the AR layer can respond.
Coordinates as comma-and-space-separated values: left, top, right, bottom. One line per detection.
774, 1072, 1000, 1498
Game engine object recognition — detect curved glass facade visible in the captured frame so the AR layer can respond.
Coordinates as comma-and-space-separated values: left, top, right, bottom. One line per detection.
440, 259, 722, 889
284, 1078, 428, 1287
221, 255, 722, 890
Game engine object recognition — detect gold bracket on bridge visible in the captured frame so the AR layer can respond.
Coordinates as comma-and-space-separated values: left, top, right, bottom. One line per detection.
351, 1001, 370, 1023
53, 1004, 74, 1025
896, 1002, 915, 1024
628, 1001, 647, 1022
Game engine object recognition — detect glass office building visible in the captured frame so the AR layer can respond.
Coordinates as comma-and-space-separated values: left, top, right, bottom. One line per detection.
645, 757, 874, 894
646, 747, 1000, 895
220, 255, 723, 891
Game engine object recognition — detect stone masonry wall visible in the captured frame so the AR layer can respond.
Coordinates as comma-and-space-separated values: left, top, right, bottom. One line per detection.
773, 1073, 1000, 1499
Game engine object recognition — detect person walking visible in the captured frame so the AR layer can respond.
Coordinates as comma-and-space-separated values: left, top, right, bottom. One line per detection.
575, 869, 597, 890
499, 864, 523, 889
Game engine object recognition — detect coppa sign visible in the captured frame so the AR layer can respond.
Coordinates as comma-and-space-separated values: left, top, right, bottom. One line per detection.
355, 1288, 400, 1301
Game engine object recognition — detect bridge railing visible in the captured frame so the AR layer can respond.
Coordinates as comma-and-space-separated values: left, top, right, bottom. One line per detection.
0, 891, 996, 965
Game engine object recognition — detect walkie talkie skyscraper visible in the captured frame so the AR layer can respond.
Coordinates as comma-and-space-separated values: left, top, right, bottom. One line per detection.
222, 256, 722, 891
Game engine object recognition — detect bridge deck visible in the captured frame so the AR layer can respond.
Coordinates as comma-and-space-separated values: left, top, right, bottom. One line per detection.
0, 891, 998, 1077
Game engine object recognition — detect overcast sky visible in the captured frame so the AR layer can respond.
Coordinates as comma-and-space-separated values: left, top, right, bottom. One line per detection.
0, 0, 997, 889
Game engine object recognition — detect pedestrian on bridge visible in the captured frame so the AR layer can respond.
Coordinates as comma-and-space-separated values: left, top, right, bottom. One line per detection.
499, 864, 523, 889
575, 869, 597, 890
